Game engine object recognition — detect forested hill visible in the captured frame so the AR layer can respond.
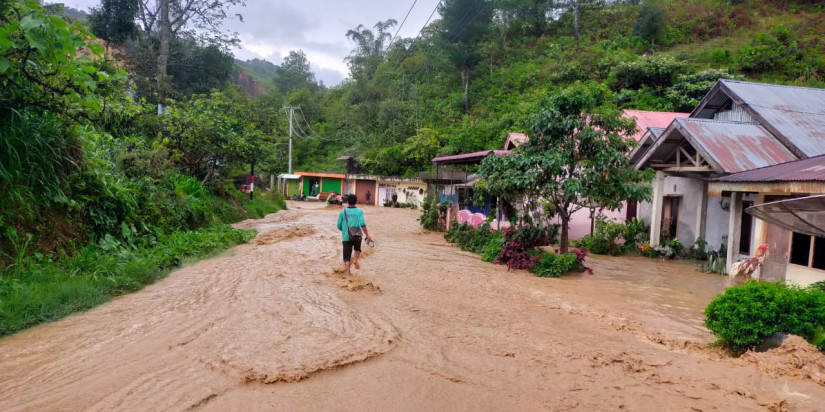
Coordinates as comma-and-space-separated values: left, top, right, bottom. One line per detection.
233, 0, 825, 177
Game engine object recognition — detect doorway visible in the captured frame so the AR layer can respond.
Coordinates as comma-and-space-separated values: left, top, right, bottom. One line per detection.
739, 201, 753, 255
661, 196, 680, 239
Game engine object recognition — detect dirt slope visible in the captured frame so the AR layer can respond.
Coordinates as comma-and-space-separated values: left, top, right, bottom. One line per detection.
1, 202, 823, 411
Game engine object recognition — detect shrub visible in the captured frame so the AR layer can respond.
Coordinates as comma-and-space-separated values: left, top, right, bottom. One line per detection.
704, 281, 825, 351
681, 237, 709, 260
809, 281, 825, 292
482, 233, 505, 263
418, 195, 441, 231
495, 239, 539, 271
531, 252, 578, 278
575, 216, 627, 255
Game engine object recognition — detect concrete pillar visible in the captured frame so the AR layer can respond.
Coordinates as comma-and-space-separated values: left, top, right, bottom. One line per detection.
695, 180, 709, 242
726, 192, 743, 272
752, 193, 767, 252
650, 171, 666, 246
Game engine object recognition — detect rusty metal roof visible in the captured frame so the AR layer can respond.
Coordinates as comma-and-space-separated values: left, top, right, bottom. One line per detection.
628, 127, 665, 165
677, 118, 797, 173
716, 154, 825, 182
622, 110, 689, 141
636, 119, 798, 173
694, 80, 825, 157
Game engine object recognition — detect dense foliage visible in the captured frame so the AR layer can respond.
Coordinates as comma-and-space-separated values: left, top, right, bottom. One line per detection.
704, 281, 825, 351
0, 0, 285, 334
444, 222, 588, 276
225, 0, 825, 176
477, 82, 653, 252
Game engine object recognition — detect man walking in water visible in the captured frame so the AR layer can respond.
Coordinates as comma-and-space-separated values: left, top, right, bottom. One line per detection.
337, 194, 372, 275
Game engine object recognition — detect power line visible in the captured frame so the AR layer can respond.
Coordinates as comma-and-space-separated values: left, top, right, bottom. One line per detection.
384, 0, 420, 54
388, 0, 443, 75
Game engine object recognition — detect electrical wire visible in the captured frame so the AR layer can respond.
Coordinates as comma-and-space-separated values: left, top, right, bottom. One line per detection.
384, 0, 420, 54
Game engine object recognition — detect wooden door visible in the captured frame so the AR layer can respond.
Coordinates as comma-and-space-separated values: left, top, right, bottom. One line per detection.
355, 180, 375, 205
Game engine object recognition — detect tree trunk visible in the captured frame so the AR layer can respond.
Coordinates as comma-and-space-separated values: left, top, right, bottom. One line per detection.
560, 214, 570, 254
573, 0, 580, 42
156, 0, 171, 107
462, 64, 470, 113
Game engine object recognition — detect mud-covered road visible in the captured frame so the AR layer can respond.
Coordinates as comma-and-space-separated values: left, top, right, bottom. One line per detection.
2, 202, 824, 411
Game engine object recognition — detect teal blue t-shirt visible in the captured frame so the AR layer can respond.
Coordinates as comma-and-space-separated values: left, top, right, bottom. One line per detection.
337, 207, 366, 241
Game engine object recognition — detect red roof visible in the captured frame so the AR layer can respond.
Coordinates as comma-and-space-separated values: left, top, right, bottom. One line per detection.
622, 109, 689, 141
432, 150, 510, 165
716, 154, 825, 182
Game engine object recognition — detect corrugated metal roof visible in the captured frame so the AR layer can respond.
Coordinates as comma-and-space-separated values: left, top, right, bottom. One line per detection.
628, 127, 666, 165
716, 154, 825, 182
622, 110, 689, 141
432, 150, 510, 165
718, 80, 825, 157
676, 118, 797, 173
295, 172, 346, 178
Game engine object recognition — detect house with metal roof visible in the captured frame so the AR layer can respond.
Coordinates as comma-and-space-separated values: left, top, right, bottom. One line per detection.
424, 109, 684, 235
632, 79, 825, 285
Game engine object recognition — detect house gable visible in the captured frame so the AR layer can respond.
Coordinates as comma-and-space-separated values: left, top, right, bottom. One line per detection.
636, 118, 797, 175
692, 79, 825, 158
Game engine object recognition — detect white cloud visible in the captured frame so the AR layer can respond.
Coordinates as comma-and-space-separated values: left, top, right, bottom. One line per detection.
49, 0, 444, 87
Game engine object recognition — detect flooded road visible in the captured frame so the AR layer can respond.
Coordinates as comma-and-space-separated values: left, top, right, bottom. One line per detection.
1, 202, 823, 411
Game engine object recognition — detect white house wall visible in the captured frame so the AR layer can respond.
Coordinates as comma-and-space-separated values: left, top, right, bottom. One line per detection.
704, 196, 730, 251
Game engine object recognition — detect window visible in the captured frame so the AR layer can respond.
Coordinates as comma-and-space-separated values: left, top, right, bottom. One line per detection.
789, 232, 825, 270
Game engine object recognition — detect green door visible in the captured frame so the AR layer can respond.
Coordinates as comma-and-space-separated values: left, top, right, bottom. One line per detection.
321, 178, 342, 193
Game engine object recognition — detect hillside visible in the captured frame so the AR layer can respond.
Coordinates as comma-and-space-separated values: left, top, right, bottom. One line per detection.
266, 0, 825, 177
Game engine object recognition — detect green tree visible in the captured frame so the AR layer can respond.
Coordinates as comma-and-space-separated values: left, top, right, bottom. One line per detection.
0, 0, 130, 120
275, 50, 318, 94
345, 19, 396, 82
439, 0, 493, 112
89, 0, 140, 46
477, 83, 653, 253
136, 0, 243, 103
632, 2, 666, 46
159, 88, 274, 184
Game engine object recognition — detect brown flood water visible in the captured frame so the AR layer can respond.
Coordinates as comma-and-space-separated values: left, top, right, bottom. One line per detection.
1, 202, 824, 411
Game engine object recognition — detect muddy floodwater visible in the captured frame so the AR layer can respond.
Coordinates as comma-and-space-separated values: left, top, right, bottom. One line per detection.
1, 202, 824, 411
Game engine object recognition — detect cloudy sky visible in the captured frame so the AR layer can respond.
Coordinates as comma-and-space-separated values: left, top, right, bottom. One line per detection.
56, 0, 443, 86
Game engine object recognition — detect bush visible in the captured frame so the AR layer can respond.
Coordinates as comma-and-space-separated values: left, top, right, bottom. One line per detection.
810, 281, 825, 292
418, 195, 441, 231
704, 281, 825, 351
496, 239, 539, 271
531, 252, 578, 278
574, 216, 627, 255
482, 233, 505, 263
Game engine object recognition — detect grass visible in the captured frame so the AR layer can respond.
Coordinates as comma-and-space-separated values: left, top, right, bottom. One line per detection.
0, 194, 287, 338
0, 224, 257, 337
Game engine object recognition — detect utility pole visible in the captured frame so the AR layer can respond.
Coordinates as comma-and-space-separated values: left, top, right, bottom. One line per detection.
285, 105, 296, 174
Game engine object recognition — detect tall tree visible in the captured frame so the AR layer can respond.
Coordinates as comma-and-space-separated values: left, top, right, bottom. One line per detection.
477, 83, 653, 253
345, 19, 396, 82
439, 0, 493, 112
274, 50, 317, 94
137, 0, 243, 103
89, 0, 140, 46
633, 2, 666, 47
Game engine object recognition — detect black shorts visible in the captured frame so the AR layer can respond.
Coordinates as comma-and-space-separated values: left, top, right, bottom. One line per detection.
342, 238, 362, 261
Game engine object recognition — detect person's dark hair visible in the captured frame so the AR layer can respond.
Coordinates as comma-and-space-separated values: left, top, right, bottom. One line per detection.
347, 194, 357, 205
